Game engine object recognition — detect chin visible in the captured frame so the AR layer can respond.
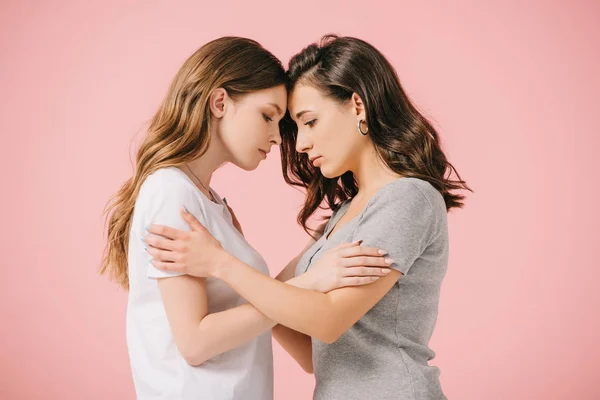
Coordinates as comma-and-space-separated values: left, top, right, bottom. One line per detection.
319, 164, 343, 179
234, 157, 261, 171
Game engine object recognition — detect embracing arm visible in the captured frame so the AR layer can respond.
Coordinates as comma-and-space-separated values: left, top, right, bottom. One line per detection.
147, 204, 396, 363
210, 220, 401, 345
158, 275, 276, 366
140, 172, 388, 366
142, 176, 277, 366
155, 221, 331, 369
158, 226, 321, 367
210, 183, 435, 344
270, 224, 326, 374
216, 260, 401, 344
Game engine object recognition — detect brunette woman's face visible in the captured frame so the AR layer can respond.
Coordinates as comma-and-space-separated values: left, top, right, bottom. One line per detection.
215, 85, 287, 171
288, 84, 368, 179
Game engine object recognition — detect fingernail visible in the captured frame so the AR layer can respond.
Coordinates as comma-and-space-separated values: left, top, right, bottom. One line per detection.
182, 205, 189, 213
382, 269, 390, 274
372, 276, 379, 281
378, 249, 388, 255
354, 239, 363, 245
223, 197, 228, 205
140, 236, 145, 243
144, 225, 149, 232
385, 258, 394, 264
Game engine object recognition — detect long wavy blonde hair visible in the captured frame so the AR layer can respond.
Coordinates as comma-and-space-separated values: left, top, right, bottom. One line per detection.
101, 37, 286, 290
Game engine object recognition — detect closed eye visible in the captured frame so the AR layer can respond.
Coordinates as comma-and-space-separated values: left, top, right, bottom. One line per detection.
305, 119, 317, 127
263, 114, 273, 122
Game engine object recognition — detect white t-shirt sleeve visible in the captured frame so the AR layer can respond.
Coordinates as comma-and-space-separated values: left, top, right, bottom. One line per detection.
140, 173, 206, 279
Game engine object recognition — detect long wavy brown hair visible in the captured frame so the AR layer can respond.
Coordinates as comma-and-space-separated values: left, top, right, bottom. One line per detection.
101, 37, 286, 290
279, 35, 471, 235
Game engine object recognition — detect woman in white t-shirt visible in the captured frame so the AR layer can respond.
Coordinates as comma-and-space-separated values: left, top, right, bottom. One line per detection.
100, 37, 391, 400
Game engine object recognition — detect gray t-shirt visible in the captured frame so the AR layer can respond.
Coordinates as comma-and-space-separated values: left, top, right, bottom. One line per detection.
295, 177, 448, 400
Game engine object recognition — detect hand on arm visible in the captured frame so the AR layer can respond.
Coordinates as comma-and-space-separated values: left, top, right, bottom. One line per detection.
146, 207, 397, 344
148, 183, 435, 344
145, 210, 392, 369
140, 178, 276, 366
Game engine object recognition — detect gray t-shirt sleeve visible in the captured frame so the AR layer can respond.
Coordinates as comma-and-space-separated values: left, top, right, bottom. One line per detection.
349, 180, 436, 275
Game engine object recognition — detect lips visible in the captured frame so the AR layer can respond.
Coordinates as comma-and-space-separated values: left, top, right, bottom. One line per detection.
310, 156, 323, 167
258, 149, 268, 158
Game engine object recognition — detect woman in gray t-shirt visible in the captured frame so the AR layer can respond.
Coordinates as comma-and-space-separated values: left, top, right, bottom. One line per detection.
294, 177, 449, 399
147, 35, 470, 399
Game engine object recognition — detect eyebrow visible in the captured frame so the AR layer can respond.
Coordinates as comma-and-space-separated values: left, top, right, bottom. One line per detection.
295, 110, 312, 119
268, 103, 284, 116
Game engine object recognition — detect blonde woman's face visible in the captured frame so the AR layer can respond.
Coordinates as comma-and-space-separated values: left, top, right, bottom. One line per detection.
218, 85, 287, 171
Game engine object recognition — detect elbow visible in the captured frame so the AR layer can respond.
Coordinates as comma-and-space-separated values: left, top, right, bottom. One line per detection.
319, 333, 341, 345
312, 314, 344, 344
182, 353, 207, 367
301, 362, 314, 374
179, 343, 211, 367
314, 327, 343, 345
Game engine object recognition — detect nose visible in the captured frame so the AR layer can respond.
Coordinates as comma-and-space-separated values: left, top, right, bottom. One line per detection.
271, 124, 282, 147
295, 128, 312, 154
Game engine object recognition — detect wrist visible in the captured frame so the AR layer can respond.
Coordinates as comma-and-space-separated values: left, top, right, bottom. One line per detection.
288, 272, 318, 291
212, 250, 235, 280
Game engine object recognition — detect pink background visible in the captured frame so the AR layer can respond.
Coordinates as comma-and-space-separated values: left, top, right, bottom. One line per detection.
2, 0, 599, 399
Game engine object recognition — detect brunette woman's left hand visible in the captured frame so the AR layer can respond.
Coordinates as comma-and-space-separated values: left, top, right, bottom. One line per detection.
143, 207, 230, 277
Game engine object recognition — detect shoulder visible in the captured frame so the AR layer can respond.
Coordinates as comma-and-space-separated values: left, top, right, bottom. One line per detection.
141, 167, 193, 194
372, 177, 446, 217
136, 167, 200, 206
135, 167, 205, 216
135, 167, 208, 225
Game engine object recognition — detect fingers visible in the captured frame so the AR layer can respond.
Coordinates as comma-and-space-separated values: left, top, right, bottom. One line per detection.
147, 246, 179, 262
144, 234, 178, 252
150, 259, 186, 274
339, 276, 381, 287
341, 256, 394, 268
335, 240, 363, 250
339, 245, 388, 258
147, 224, 186, 240
181, 207, 208, 233
342, 266, 392, 277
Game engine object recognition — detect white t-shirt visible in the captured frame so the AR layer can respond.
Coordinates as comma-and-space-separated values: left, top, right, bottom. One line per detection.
126, 167, 273, 400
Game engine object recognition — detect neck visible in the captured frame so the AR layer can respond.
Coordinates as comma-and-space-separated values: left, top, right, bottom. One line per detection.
185, 128, 229, 190
351, 145, 401, 199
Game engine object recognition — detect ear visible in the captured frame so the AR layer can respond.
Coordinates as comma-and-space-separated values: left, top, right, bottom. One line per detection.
209, 88, 229, 118
350, 92, 366, 120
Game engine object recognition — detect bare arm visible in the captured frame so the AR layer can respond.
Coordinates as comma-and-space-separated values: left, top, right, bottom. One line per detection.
142, 180, 277, 366
206, 188, 432, 344
271, 226, 325, 374
147, 217, 393, 363
158, 275, 276, 366
159, 244, 314, 367
215, 259, 402, 344
159, 223, 321, 369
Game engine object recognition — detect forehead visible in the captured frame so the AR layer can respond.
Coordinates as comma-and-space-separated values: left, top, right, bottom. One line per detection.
241, 85, 287, 109
288, 84, 325, 114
